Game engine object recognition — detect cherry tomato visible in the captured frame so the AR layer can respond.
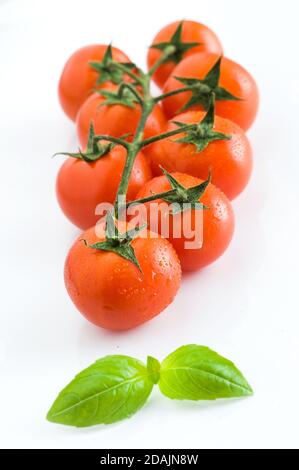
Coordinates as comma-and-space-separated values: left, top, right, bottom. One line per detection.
162, 53, 259, 131
148, 110, 253, 200
76, 91, 167, 155
64, 225, 181, 330
134, 173, 234, 272
147, 20, 223, 89
58, 45, 130, 121
56, 146, 152, 230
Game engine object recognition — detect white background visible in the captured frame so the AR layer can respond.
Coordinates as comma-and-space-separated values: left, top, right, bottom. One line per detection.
0, 0, 299, 449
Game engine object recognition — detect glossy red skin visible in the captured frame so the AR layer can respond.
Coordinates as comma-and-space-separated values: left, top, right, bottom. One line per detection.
65, 225, 181, 330
56, 146, 152, 230
76, 91, 167, 154
58, 45, 130, 121
147, 20, 223, 89
148, 110, 253, 200
162, 52, 259, 131
134, 173, 234, 272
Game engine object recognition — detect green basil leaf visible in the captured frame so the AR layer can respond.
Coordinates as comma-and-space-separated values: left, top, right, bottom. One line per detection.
47, 355, 154, 427
158, 345, 253, 400
147, 356, 160, 384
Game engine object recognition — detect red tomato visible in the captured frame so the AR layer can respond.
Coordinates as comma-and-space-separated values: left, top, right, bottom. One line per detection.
162, 53, 259, 131
58, 45, 130, 121
56, 146, 152, 230
148, 110, 253, 200
64, 225, 181, 330
147, 20, 223, 88
134, 173, 234, 272
76, 91, 167, 155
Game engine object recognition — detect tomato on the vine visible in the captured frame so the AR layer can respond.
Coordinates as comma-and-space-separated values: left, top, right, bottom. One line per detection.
147, 20, 223, 89
56, 145, 152, 230
76, 90, 167, 154
162, 52, 259, 131
148, 110, 253, 200
64, 224, 181, 330
134, 172, 234, 272
58, 45, 130, 121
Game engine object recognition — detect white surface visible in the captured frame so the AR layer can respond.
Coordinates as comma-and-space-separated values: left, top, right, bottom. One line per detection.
0, 0, 299, 450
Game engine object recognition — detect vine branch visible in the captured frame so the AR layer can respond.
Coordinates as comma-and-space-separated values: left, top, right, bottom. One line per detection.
140, 123, 197, 148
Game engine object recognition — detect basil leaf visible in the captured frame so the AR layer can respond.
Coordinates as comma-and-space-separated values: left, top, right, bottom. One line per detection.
47, 355, 154, 427
146, 356, 160, 384
158, 345, 253, 400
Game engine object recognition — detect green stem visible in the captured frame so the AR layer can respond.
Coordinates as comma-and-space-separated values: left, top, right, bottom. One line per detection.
154, 86, 191, 103
118, 82, 144, 106
140, 123, 197, 148
126, 189, 176, 207
114, 145, 137, 212
113, 49, 177, 218
148, 45, 176, 76
135, 99, 154, 139
114, 101, 154, 217
94, 135, 130, 149
112, 62, 143, 85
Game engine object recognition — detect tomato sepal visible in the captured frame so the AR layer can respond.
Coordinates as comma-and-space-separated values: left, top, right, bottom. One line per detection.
89, 44, 133, 86
150, 22, 201, 65
97, 83, 142, 109
54, 123, 130, 163
175, 56, 242, 112
173, 94, 232, 152
81, 212, 147, 272
129, 167, 211, 216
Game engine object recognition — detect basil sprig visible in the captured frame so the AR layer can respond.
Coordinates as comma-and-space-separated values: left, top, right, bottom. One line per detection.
47, 345, 252, 428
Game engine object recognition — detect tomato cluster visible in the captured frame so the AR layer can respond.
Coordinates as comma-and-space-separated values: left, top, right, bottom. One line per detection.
56, 20, 258, 331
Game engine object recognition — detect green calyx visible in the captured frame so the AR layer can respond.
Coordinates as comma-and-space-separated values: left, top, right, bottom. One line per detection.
160, 167, 210, 215
82, 211, 147, 271
175, 56, 242, 112
54, 123, 113, 162
97, 82, 142, 108
128, 167, 211, 214
150, 21, 200, 65
173, 94, 231, 152
89, 44, 136, 86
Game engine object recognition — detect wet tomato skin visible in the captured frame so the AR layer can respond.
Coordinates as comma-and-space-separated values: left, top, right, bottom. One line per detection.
134, 172, 235, 272
148, 110, 253, 200
56, 146, 152, 230
64, 225, 182, 330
